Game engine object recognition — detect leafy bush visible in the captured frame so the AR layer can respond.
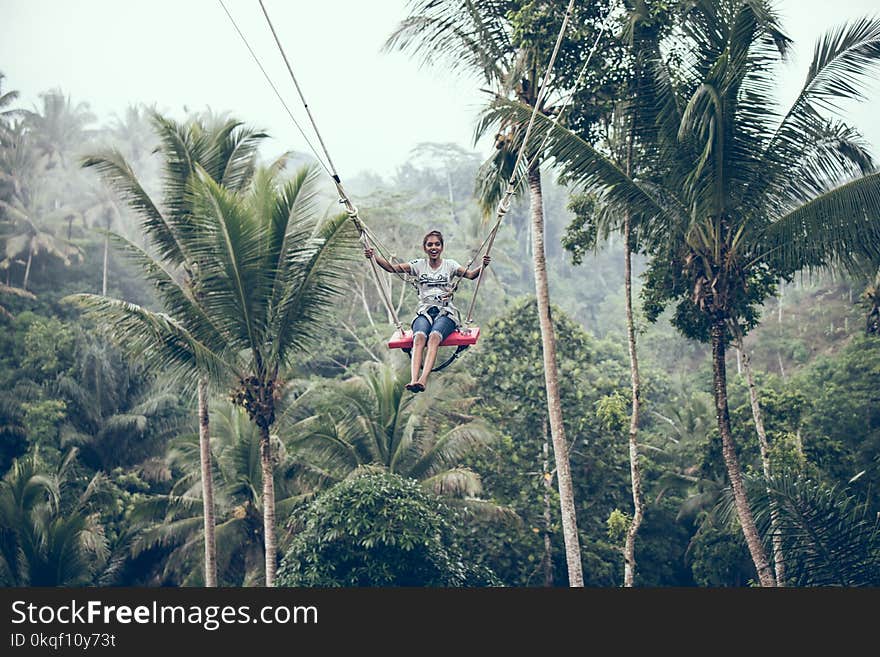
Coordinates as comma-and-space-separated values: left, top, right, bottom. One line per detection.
278, 469, 499, 587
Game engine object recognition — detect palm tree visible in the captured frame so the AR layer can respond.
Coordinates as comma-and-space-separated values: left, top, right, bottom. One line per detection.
505, 1, 880, 585
0, 72, 22, 135
23, 90, 95, 169
0, 450, 111, 586
1, 113, 84, 289
286, 362, 504, 517
0, 282, 34, 320
54, 338, 185, 471
133, 402, 310, 585
80, 110, 268, 587
385, 0, 618, 588
1, 213, 82, 290
720, 470, 880, 586
0, 121, 39, 225
69, 164, 357, 586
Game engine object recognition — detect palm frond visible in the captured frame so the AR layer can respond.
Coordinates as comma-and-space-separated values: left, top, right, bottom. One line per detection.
130, 516, 202, 558
756, 16, 880, 201
420, 467, 483, 498
0, 283, 35, 300
64, 293, 235, 387
734, 472, 880, 586
409, 420, 497, 479
212, 121, 268, 192
272, 210, 360, 363
260, 165, 321, 309
382, 0, 512, 85
80, 149, 187, 265
188, 172, 272, 355
799, 16, 880, 113
105, 232, 232, 351
286, 415, 361, 478
765, 120, 876, 212
759, 172, 880, 274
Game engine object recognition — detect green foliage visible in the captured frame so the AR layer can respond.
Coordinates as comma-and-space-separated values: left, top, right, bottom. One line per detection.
0, 451, 112, 586
642, 258, 779, 344
2, 26, 880, 588
562, 193, 600, 265
687, 521, 754, 588
22, 316, 75, 379
130, 402, 309, 587
286, 362, 499, 506
277, 469, 498, 587
464, 296, 631, 585
55, 336, 188, 471
796, 334, 880, 495
606, 508, 630, 543
596, 390, 629, 433
22, 399, 66, 460
721, 471, 880, 586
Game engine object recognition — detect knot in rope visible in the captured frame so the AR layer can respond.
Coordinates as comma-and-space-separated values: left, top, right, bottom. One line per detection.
341, 200, 359, 218
339, 198, 364, 231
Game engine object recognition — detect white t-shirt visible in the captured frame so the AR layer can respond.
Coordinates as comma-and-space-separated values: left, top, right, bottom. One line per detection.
408, 257, 462, 322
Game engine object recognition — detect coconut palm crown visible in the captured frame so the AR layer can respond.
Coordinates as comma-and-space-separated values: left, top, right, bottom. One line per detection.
67, 161, 358, 584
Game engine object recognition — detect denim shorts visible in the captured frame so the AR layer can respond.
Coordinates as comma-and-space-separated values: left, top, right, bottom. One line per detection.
412, 307, 457, 341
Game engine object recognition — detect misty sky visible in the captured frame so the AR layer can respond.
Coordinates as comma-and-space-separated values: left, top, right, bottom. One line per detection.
2, 0, 879, 178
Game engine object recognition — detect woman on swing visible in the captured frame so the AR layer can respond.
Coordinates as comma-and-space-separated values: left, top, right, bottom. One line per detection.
364, 230, 490, 393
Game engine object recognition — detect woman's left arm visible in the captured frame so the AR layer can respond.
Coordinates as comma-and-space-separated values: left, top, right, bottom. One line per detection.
460, 254, 491, 280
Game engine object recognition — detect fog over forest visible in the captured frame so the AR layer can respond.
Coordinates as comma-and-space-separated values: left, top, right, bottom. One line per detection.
1, 0, 879, 596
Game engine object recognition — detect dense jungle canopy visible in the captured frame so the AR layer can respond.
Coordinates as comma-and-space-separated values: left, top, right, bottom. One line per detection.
1, 0, 879, 588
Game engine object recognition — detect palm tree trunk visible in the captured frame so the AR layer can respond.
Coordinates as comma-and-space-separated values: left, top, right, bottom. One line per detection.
102, 232, 109, 296
528, 164, 583, 587
541, 421, 554, 587
739, 344, 786, 585
198, 379, 217, 587
22, 248, 33, 291
710, 319, 775, 587
622, 211, 644, 588
446, 168, 456, 223
259, 423, 277, 587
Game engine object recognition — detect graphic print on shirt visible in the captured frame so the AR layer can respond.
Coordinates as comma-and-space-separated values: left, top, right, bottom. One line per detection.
408, 258, 462, 320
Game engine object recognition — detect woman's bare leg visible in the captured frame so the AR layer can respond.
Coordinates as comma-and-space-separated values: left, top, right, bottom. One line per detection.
416, 332, 443, 387
410, 333, 427, 385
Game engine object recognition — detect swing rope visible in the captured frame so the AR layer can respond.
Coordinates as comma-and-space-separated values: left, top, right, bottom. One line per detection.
456, 0, 576, 324
223, 0, 617, 337
256, 0, 405, 332
217, 0, 333, 178
220, 0, 405, 333
457, 0, 618, 325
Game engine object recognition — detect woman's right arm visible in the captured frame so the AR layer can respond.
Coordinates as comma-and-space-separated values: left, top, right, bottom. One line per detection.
364, 247, 411, 274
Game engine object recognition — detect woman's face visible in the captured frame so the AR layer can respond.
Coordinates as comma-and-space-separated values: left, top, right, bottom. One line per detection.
423, 237, 444, 259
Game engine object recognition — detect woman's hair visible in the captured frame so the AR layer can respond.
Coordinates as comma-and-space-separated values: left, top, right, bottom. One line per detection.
422, 230, 444, 247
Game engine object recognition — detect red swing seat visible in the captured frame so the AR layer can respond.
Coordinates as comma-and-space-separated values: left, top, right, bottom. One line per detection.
387, 326, 480, 350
